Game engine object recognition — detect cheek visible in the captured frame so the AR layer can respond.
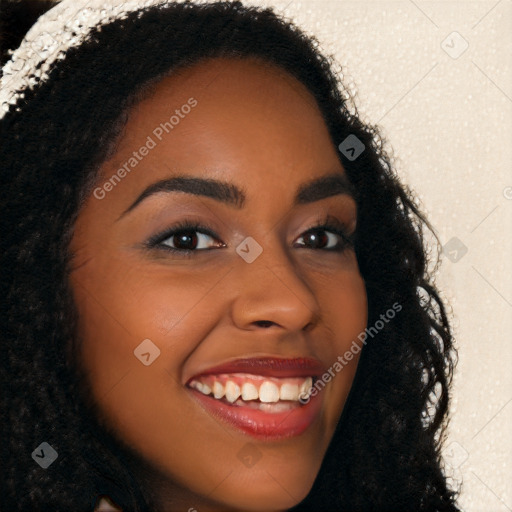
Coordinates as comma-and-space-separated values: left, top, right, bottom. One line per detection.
70, 265, 235, 460
312, 265, 367, 423
71, 265, 227, 388
316, 260, 368, 350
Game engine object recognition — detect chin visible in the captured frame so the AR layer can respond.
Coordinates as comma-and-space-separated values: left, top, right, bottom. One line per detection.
199, 454, 320, 512
215, 478, 312, 512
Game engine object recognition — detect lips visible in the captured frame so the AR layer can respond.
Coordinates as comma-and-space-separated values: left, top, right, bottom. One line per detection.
191, 356, 326, 378
186, 357, 325, 440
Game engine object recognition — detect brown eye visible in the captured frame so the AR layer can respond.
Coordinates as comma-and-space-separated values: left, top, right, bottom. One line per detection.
295, 228, 343, 251
171, 230, 199, 250
303, 230, 329, 249
162, 229, 221, 251
147, 221, 228, 256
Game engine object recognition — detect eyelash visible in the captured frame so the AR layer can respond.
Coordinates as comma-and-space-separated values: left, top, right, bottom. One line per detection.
146, 217, 354, 257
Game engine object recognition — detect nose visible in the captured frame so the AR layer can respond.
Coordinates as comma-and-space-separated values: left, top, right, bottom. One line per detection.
229, 241, 320, 333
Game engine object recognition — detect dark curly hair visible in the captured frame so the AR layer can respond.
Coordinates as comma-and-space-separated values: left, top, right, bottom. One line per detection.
0, 1, 459, 510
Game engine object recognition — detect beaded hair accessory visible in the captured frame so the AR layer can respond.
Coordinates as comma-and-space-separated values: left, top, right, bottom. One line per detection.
0, 0, 199, 119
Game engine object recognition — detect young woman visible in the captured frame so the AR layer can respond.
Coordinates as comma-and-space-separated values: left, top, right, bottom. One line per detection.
0, 1, 459, 510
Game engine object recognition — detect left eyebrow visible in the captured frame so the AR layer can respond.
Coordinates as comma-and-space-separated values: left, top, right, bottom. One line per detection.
295, 173, 356, 204
118, 171, 355, 219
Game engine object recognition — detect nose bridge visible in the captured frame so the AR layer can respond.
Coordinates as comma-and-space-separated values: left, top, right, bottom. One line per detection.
229, 234, 319, 331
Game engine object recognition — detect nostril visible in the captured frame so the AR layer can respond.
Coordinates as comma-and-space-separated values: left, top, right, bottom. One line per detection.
255, 320, 273, 328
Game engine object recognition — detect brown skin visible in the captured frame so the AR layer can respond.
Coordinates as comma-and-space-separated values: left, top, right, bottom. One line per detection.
70, 57, 367, 512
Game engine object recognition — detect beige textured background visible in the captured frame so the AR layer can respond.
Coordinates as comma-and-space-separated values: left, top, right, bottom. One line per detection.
243, 0, 512, 510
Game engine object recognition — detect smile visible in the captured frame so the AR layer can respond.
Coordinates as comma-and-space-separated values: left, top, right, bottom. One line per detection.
189, 373, 314, 409
186, 357, 324, 440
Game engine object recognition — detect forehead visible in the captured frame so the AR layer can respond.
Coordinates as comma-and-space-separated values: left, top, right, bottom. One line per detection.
132, 55, 320, 124
94, 56, 345, 210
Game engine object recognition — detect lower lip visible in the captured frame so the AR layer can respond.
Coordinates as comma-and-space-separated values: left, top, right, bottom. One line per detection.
189, 388, 323, 440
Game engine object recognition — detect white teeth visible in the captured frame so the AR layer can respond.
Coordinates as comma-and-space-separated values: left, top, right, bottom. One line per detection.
258, 401, 296, 413
241, 382, 259, 401
225, 381, 241, 403
299, 377, 313, 399
190, 380, 212, 396
279, 383, 300, 401
212, 381, 225, 399
190, 380, 205, 393
191, 375, 317, 403
259, 381, 280, 403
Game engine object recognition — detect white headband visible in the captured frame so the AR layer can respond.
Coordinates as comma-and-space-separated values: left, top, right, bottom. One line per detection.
0, 0, 209, 120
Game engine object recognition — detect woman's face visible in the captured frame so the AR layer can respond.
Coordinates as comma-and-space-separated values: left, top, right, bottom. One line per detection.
70, 57, 367, 512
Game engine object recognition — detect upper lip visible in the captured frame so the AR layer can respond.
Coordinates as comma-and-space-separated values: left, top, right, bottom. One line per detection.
187, 356, 326, 382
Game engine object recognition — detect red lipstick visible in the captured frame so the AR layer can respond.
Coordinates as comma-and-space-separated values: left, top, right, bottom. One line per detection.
189, 356, 326, 380
186, 356, 325, 440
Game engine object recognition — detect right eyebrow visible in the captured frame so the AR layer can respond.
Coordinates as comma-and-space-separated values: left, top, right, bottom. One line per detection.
120, 176, 246, 218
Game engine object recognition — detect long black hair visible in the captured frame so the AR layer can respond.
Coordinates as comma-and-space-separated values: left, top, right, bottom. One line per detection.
0, 1, 459, 510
